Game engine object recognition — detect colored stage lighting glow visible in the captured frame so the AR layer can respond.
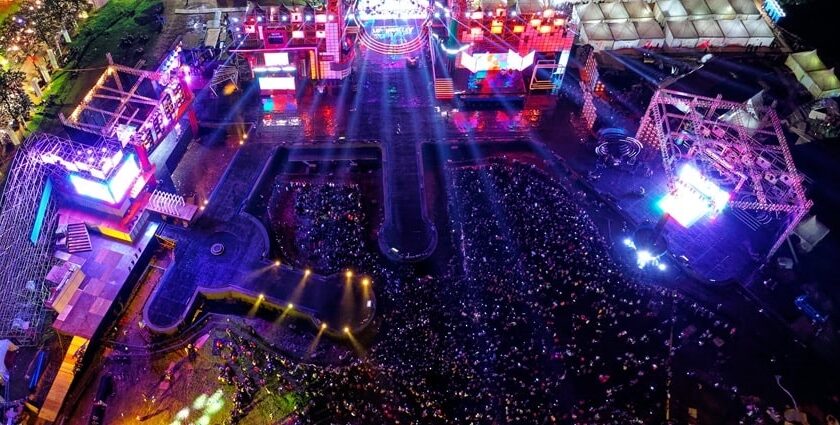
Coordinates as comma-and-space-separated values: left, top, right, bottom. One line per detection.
69, 174, 115, 203
107, 154, 141, 203
658, 164, 730, 227
258, 77, 296, 91
355, 0, 429, 20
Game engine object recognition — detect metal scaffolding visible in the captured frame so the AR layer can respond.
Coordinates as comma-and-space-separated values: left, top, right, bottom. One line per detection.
58, 54, 193, 151
636, 89, 812, 259
0, 133, 122, 345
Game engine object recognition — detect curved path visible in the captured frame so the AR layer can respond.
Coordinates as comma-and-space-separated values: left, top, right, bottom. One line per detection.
143, 144, 374, 335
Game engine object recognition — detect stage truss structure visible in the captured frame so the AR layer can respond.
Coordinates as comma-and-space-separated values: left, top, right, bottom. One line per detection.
636, 89, 812, 259
0, 133, 120, 345
58, 49, 193, 151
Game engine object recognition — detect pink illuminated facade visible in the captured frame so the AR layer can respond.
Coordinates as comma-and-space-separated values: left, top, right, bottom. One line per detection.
233, 0, 353, 92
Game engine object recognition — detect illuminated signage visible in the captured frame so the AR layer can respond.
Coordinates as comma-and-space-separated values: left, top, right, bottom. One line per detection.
459, 50, 536, 73
371, 26, 415, 40
107, 154, 142, 203
264, 52, 290, 66
68, 154, 142, 204
258, 77, 296, 91
70, 174, 115, 203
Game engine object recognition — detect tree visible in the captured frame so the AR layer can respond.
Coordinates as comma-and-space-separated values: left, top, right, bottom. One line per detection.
0, 69, 33, 128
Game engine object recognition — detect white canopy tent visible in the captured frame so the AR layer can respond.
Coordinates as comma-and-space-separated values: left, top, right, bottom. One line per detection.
786, 50, 827, 79
784, 51, 840, 98
654, 0, 689, 22
625, 1, 655, 22
705, 0, 737, 20
683, 0, 713, 20
575, 2, 605, 23
600, 1, 630, 23
581, 22, 615, 50
742, 19, 775, 47
610, 21, 641, 49
717, 19, 749, 46
693, 19, 724, 46
665, 20, 699, 47
808, 70, 840, 99
729, 0, 761, 19
635, 19, 666, 48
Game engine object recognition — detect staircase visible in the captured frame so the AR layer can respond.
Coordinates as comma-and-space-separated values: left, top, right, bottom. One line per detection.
66, 222, 92, 253
434, 78, 454, 100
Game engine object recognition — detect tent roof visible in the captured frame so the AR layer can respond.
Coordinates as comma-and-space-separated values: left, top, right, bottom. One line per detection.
635, 20, 666, 38
742, 18, 774, 37
609, 21, 639, 40
683, 0, 712, 17
729, 0, 760, 16
693, 19, 723, 37
625, 1, 654, 19
583, 22, 614, 40
517, 0, 549, 15
789, 50, 828, 73
600, 2, 630, 20
705, 0, 736, 17
810, 69, 840, 91
717, 19, 749, 37
656, 0, 688, 19
576, 2, 605, 22
667, 20, 699, 38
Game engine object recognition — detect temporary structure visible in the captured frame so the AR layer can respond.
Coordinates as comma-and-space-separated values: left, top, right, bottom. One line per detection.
635, 19, 666, 48
625, 1, 655, 22
742, 18, 774, 47
682, 0, 713, 20
581, 22, 615, 50
786, 50, 827, 79
705, 0, 737, 20
665, 20, 699, 47
610, 21, 641, 49
600, 1, 630, 23
717, 19, 749, 46
693, 19, 724, 47
786, 51, 840, 98
729, 0, 761, 19
654, 0, 689, 22
807, 70, 840, 99
575, 2, 605, 23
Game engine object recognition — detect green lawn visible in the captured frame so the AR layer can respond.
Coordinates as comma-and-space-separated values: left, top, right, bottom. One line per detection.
28, 0, 164, 133
0, 1, 21, 25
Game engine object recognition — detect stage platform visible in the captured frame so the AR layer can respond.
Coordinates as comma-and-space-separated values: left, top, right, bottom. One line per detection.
585, 158, 777, 283
453, 70, 526, 105
50, 222, 160, 339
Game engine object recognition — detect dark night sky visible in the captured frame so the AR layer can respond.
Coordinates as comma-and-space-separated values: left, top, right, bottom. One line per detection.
781, 0, 840, 66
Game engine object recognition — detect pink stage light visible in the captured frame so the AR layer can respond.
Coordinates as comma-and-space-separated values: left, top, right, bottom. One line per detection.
658, 164, 730, 228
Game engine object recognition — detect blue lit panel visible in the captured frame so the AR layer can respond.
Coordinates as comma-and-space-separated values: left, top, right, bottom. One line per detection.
107, 154, 141, 203
69, 174, 115, 203
30, 179, 53, 244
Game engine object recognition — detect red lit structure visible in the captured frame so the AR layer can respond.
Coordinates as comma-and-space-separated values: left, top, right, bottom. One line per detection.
232, 0, 353, 93
442, 0, 575, 96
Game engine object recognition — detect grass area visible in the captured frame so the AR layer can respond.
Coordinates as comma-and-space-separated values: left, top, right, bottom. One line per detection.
0, 1, 21, 25
27, 0, 165, 132
65, 0, 164, 70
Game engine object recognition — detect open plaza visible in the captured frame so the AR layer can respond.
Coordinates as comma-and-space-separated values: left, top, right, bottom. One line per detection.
1, 0, 840, 423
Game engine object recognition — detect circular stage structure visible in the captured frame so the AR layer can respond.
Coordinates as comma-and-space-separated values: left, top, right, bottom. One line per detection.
352, 0, 431, 55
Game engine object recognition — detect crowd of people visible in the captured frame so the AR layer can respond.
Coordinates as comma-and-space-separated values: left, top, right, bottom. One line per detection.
268, 180, 373, 275
293, 160, 746, 424
213, 327, 300, 423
